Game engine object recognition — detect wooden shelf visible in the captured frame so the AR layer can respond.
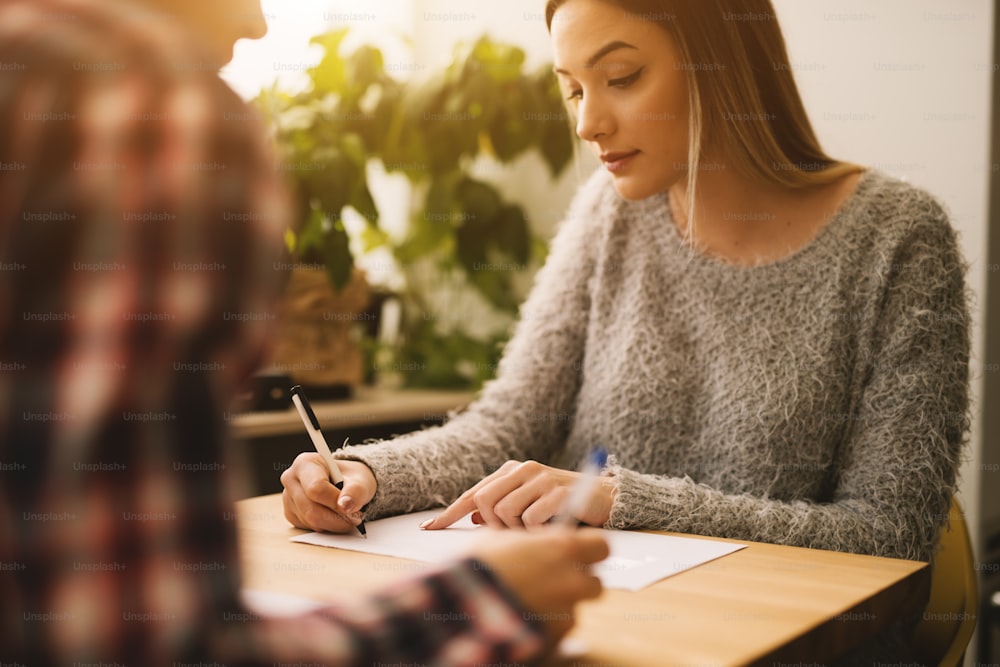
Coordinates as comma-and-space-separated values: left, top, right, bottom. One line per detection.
229, 386, 476, 440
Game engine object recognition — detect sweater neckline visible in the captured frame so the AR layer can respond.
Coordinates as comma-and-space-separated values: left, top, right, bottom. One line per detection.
656, 168, 876, 272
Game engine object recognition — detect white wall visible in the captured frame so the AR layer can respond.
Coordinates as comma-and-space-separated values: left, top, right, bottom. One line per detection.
222, 0, 415, 98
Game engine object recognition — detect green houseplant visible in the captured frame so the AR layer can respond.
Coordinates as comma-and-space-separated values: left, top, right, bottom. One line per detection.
256, 29, 574, 388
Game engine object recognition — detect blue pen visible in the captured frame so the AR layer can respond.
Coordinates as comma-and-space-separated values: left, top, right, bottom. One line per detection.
290, 385, 367, 538
556, 448, 609, 527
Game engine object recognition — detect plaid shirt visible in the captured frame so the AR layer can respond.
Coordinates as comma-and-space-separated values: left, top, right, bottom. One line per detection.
0, 0, 545, 664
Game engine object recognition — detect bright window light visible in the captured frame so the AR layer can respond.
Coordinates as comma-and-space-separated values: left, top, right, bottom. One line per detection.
222, 0, 414, 100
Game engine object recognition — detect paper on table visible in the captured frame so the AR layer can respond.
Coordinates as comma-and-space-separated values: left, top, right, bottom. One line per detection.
291, 509, 745, 591
242, 588, 330, 617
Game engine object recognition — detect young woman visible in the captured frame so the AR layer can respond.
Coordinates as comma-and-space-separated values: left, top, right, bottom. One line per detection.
284, 0, 969, 655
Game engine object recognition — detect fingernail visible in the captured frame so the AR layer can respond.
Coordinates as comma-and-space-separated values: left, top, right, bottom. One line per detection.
338, 496, 353, 510
471, 514, 484, 525
418, 519, 433, 529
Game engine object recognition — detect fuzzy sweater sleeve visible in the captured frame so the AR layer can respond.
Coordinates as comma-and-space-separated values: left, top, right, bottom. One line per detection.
333, 173, 607, 518
608, 201, 970, 562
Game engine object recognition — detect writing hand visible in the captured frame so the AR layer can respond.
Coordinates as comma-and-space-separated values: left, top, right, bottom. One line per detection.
420, 459, 614, 530
468, 528, 609, 650
280, 453, 376, 532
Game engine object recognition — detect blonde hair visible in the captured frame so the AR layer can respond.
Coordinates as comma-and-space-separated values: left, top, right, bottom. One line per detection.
546, 0, 862, 236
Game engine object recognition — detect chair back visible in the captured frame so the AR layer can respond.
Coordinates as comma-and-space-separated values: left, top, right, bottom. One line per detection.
911, 496, 978, 667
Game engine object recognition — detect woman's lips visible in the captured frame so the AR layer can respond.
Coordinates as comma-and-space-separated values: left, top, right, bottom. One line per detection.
601, 150, 640, 173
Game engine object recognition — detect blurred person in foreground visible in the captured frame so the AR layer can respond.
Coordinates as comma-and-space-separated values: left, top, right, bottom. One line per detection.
0, 0, 608, 664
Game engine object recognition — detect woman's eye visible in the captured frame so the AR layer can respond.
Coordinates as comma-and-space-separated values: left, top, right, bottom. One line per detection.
566, 88, 583, 101
609, 66, 645, 88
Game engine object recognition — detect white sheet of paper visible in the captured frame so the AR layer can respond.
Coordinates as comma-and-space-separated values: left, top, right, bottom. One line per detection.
290, 509, 745, 591
242, 588, 330, 617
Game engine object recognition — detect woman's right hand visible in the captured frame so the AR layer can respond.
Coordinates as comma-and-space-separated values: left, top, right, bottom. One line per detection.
280, 453, 376, 532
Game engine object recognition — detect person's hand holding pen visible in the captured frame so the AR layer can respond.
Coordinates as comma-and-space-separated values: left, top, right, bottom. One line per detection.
467, 450, 610, 652
420, 452, 615, 530
282, 386, 376, 535
282, 453, 376, 533
468, 527, 608, 653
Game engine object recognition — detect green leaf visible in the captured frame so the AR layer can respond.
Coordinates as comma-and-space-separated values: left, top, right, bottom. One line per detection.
277, 105, 319, 133
309, 29, 350, 94
397, 216, 451, 265
494, 205, 530, 265
487, 97, 531, 162
456, 178, 502, 225
323, 220, 353, 290
346, 45, 385, 92
359, 224, 390, 252
346, 80, 401, 155
455, 218, 487, 270
532, 236, 550, 265
530, 66, 575, 177
300, 210, 353, 290
392, 322, 505, 389
470, 36, 525, 85
306, 147, 353, 214
465, 262, 518, 312
339, 132, 368, 167
294, 206, 325, 255
425, 176, 457, 221
350, 184, 379, 225
452, 69, 496, 127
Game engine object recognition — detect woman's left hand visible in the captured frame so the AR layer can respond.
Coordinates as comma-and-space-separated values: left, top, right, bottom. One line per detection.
419, 460, 615, 530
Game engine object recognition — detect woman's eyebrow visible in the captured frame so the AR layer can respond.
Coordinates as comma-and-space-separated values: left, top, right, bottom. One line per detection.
553, 40, 638, 75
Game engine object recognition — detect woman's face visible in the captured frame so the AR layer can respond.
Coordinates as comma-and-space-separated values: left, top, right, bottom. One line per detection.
550, 0, 690, 200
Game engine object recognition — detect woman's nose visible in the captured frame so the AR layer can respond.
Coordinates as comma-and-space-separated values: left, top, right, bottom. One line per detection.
575, 94, 613, 142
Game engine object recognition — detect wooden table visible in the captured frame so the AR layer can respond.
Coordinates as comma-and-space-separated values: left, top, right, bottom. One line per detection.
236, 494, 929, 666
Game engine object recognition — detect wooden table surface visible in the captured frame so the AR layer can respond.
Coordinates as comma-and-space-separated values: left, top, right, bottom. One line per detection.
236, 494, 929, 666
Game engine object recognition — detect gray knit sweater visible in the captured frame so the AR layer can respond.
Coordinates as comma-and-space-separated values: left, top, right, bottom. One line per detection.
337, 168, 970, 566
